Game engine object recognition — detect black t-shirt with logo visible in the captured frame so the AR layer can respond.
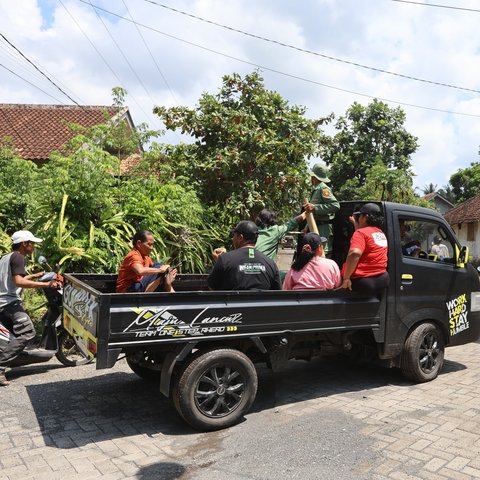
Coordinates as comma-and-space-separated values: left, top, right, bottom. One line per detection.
207, 247, 281, 291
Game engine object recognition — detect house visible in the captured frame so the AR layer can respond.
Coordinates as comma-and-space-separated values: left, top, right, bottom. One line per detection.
0, 103, 140, 173
422, 191, 454, 214
443, 195, 480, 259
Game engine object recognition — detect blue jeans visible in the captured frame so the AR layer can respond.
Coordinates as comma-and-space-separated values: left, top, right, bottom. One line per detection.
128, 263, 164, 292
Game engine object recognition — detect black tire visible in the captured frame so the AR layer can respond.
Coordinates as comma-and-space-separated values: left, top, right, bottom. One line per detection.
126, 351, 162, 381
56, 330, 94, 367
173, 348, 258, 431
401, 322, 444, 382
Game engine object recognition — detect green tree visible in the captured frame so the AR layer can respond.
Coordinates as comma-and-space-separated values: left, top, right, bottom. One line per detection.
0, 138, 38, 233
449, 162, 480, 203
154, 71, 330, 225
322, 99, 418, 200
357, 162, 431, 207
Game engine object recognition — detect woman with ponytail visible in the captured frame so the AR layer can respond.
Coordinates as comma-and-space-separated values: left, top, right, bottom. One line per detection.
282, 233, 341, 291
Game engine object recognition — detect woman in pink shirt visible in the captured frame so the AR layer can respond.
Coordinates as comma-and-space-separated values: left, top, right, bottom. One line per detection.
283, 233, 341, 291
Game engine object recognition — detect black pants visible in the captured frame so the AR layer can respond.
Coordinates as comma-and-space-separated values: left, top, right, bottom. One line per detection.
0, 301, 36, 369
351, 272, 389, 295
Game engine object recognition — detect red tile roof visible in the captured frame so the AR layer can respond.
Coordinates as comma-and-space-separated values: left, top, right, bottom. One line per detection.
0, 104, 124, 161
422, 191, 454, 208
423, 192, 435, 201
443, 195, 480, 224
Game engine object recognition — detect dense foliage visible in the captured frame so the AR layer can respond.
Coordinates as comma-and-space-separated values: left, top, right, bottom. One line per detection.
449, 162, 480, 204
153, 71, 330, 229
0, 126, 221, 274
321, 99, 419, 201
1, 76, 445, 275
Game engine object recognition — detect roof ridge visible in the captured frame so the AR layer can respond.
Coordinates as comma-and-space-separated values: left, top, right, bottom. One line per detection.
0, 104, 119, 110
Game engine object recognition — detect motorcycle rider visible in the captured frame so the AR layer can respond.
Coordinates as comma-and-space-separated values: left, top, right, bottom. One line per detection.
0, 231, 59, 386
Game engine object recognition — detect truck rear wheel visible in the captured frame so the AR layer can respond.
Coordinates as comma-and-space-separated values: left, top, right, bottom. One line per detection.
401, 322, 444, 382
173, 348, 258, 431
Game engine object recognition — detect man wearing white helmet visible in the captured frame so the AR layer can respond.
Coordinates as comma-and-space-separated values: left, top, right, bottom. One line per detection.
0, 231, 57, 386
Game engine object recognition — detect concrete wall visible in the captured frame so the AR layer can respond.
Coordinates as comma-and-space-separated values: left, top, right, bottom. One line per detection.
451, 222, 480, 259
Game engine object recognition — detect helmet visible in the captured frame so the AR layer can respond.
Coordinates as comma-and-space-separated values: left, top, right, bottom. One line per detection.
309, 162, 330, 182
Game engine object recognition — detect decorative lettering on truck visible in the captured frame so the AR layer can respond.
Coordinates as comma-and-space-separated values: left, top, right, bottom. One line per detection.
447, 293, 469, 336
63, 283, 99, 333
123, 306, 243, 338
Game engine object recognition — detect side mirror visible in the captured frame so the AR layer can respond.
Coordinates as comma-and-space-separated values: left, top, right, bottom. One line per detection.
455, 245, 469, 268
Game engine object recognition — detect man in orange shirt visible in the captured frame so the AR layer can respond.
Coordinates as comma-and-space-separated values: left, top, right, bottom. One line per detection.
116, 230, 176, 293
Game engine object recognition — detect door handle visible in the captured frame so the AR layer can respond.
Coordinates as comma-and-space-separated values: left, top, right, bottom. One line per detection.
401, 273, 413, 285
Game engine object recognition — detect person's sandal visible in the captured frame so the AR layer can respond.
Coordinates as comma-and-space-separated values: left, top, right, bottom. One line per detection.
0, 370, 9, 386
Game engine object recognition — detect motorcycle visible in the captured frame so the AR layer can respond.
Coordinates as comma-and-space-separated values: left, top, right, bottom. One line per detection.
0, 256, 93, 368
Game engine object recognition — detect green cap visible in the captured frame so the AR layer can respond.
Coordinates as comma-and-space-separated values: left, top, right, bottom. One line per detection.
309, 162, 330, 182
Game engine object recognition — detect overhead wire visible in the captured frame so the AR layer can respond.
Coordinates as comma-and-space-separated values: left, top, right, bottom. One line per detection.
59, 0, 158, 127
138, 0, 480, 96
121, 0, 180, 106
0, 40, 85, 105
0, 63, 66, 103
392, 0, 480, 13
80, 2, 480, 119
0, 33, 81, 105
85, 0, 162, 128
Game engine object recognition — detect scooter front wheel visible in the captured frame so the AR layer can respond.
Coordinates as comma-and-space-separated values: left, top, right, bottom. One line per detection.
56, 330, 94, 367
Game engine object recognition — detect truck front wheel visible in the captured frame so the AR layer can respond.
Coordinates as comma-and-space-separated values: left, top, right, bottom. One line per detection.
401, 322, 444, 383
173, 348, 258, 431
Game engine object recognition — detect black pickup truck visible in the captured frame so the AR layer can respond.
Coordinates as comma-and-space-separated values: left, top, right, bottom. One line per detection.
63, 201, 480, 431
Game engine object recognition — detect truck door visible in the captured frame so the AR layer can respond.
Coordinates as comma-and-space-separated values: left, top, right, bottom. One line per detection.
392, 211, 475, 345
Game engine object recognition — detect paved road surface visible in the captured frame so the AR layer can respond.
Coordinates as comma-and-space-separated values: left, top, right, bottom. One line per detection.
1, 340, 480, 480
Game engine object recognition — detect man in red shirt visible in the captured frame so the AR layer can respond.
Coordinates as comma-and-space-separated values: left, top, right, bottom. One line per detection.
116, 230, 176, 293
341, 203, 389, 294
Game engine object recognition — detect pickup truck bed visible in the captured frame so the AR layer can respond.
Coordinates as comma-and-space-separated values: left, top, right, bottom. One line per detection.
63, 201, 480, 431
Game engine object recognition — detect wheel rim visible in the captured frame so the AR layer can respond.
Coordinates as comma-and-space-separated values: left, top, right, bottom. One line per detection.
419, 332, 441, 374
61, 336, 87, 364
194, 364, 245, 418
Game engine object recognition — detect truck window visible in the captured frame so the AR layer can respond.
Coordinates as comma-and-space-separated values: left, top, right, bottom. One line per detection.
399, 218, 454, 262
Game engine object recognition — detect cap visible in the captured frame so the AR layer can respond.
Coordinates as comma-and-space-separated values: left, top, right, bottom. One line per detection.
309, 162, 330, 182
233, 221, 258, 242
303, 232, 328, 250
353, 203, 381, 216
11, 230, 43, 244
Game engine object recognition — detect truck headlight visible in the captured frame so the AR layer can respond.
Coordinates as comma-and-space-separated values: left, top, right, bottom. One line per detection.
471, 292, 480, 312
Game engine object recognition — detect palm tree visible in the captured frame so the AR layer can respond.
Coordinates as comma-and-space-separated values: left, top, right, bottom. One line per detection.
422, 183, 438, 195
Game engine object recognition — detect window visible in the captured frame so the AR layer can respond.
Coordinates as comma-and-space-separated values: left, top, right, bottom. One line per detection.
467, 223, 475, 242
400, 218, 454, 262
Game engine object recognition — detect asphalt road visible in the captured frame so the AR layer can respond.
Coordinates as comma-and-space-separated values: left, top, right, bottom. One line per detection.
2, 340, 480, 480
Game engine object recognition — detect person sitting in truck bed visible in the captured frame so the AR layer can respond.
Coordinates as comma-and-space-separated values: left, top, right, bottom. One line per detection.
341, 203, 389, 294
282, 232, 341, 291
207, 221, 282, 291
116, 230, 177, 293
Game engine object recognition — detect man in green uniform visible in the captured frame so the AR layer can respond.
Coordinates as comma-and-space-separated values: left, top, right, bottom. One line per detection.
303, 162, 340, 256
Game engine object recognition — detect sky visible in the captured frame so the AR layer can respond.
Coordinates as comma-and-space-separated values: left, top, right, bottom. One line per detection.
1, 0, 480, 193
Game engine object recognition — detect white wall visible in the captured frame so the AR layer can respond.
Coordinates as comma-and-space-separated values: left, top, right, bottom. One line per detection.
451, 222, 480, 259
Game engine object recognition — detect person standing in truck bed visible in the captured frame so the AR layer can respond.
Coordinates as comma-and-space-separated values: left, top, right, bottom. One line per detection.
208, 221, 281, 291
255, 209, 306, 261
302, 162, 340, 257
